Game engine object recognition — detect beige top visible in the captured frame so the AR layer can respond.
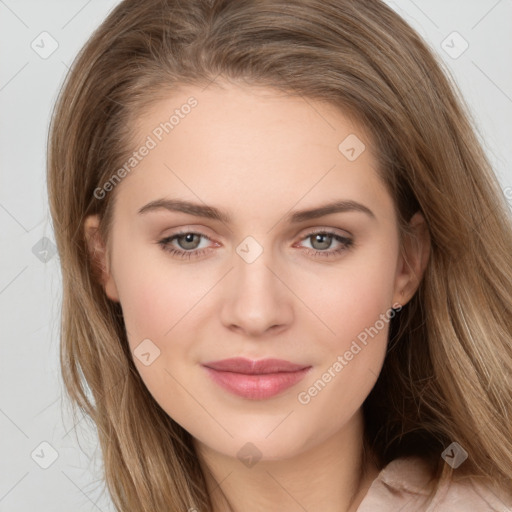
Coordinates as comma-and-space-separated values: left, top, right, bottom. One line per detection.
357, 456, 512, 511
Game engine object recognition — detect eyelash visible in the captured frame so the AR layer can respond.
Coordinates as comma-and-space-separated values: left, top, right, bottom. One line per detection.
157, 229, 354, 260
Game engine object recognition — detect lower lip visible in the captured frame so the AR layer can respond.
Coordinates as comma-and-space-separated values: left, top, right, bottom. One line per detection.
202, 366, 312, 400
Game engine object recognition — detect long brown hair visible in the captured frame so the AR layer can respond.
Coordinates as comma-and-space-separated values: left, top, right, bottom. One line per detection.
47, 0, 512, 510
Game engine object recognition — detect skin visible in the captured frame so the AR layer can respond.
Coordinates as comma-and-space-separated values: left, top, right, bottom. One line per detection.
84, 80, 430, 512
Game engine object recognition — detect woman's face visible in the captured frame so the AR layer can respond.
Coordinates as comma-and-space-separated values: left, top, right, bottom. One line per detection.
86, 81, 426, 463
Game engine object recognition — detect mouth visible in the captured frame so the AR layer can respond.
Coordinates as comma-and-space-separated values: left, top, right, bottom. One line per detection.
201, 357, 312, 400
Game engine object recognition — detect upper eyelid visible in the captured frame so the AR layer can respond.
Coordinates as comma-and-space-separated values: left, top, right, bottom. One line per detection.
163, 225, 352, 239
300, 226, 352, 238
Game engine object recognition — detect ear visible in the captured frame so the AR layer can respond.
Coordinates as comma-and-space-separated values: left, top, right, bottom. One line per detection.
392, 211, 431, 307
83, 214, 120, 302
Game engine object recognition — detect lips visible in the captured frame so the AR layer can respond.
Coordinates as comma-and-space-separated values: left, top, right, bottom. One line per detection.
203, 357, 308, 374
202, 357, 312, 400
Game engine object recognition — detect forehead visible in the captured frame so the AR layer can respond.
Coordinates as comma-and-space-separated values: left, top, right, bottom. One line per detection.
134, 80, 372, 159
111, 81, 392, 221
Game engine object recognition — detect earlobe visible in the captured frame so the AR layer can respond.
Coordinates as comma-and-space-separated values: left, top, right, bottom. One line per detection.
83, 214, 120, 302
393, 211, 431, 307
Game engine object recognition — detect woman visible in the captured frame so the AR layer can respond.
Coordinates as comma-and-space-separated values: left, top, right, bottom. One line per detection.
47, 0, 512, 510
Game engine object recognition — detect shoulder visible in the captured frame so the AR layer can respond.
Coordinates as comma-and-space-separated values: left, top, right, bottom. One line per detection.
357, 456, 512, 511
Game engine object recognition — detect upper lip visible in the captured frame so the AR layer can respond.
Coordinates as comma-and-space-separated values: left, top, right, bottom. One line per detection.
202, 357, 309, 374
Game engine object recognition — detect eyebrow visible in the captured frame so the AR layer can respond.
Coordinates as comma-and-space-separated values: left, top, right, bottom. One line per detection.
137, 198, 375, 223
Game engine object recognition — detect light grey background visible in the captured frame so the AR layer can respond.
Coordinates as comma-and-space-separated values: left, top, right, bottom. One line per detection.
1, 1, 511, 510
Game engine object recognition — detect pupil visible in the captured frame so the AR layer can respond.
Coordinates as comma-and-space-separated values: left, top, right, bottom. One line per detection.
179, 233, 199, 250
312, 234, 331, 250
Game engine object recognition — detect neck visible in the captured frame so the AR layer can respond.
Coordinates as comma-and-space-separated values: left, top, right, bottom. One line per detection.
194, 411, 380, 512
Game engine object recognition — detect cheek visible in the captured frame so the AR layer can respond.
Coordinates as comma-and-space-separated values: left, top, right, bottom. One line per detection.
298, 241, 399, 353
293, 260, 396, 431
110, 252, 207, 416
111, 241, 212, 344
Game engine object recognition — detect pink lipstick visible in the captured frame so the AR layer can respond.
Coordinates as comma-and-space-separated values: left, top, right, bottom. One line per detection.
202, 357, 311, 400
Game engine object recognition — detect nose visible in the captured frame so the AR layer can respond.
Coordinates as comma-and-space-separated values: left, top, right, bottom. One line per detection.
219, 246, 294, 338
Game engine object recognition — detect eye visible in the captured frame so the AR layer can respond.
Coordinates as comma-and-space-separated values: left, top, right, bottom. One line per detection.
157, 231, 216, 260
157, 229, 354, 261
296, 230, 354, 258
173, 233, 202, 250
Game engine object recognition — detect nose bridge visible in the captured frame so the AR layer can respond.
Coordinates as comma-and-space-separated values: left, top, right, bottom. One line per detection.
220, 237, 293, 335
236, 246, 274, 294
